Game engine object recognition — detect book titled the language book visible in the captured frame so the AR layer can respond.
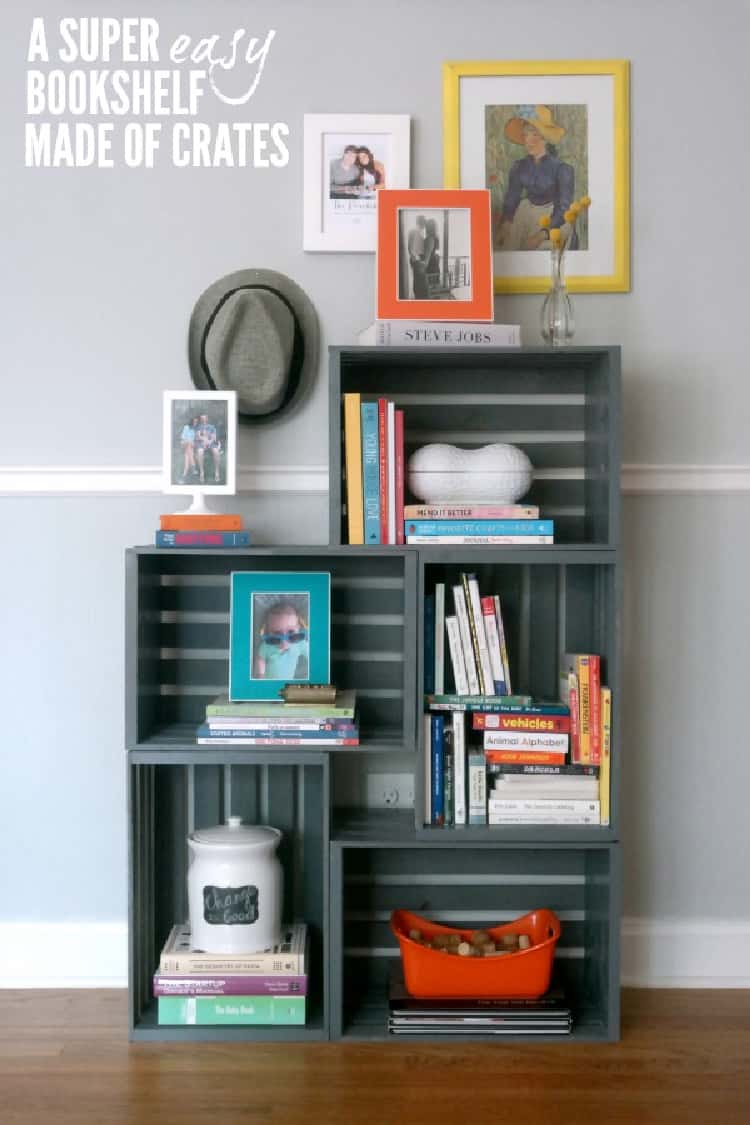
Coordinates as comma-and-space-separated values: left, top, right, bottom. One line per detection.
357, 321, 521, 347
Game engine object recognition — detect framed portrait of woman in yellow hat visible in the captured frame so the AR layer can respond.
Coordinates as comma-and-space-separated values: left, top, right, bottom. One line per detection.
443, 60, 629, 293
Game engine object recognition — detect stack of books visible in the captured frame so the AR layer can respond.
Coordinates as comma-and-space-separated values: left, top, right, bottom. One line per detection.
156, 512, 250, 549
342, 392, 405, 545
387, 966, 572, 1037
154, 922, 308, 1026
405, 507, 553, 546
195, 690, 359, 746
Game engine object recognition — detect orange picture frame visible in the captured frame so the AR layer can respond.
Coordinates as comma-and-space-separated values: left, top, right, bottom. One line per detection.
376, 189, 494, 321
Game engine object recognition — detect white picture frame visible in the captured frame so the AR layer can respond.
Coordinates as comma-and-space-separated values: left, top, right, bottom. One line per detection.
162, 390, 238, 496
303, 113, 411, 252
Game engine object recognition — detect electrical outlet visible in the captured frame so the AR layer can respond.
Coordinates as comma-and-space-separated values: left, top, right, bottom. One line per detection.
365, 772, 415, 809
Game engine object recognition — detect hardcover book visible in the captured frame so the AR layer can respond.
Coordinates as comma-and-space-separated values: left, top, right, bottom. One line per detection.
158, 994, 306, 1026
159, 922, 307, 975
357, 320, 521, 347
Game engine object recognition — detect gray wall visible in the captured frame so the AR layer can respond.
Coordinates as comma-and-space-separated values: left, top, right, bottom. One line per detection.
2, 0, 749, 928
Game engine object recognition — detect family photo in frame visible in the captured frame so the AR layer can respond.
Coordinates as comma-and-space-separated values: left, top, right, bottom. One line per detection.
162, 390, 238, 497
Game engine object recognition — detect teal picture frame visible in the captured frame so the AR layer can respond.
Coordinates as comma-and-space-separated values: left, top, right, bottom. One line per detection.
229, 571, 331, 701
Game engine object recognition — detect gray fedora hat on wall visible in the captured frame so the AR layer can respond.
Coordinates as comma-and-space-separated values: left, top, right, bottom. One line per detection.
188, 268, 319, 424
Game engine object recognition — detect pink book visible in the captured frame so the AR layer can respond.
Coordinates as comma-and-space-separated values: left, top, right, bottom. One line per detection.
378, 398, 388, 545
395, 409, 405, 545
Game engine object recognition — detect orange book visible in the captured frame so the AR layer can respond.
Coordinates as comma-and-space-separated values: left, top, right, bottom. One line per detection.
160, 513, 243, 531
484, 750, 567, 766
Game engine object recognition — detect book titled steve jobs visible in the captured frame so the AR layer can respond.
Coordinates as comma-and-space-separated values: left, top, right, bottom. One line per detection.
357, 320, 521, 347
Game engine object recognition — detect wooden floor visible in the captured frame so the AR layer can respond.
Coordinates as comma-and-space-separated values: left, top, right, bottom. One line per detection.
1, 990, 749, 1124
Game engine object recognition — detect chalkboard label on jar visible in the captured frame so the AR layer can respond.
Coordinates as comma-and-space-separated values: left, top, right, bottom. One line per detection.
202, 885, 259, 926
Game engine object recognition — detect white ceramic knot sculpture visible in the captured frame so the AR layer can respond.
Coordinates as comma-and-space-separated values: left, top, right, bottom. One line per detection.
407, 443, 533, 504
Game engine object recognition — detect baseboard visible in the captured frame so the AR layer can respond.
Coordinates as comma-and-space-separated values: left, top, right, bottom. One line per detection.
2, 917, 748, 989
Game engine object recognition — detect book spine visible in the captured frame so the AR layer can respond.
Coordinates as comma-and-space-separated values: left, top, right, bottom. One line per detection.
467, 749, 487, 825
480, 596, 506, 694
158, 995, 306, 1026
589, 656, 602, 765
445, 616, 469, 696
452, 711, 466, 826
426, 695, 560, 713
600, 686, 612, 825
488, 798, 601, 815
206, 719, 354, 731
473, 713, 570, 733
197, 725, 357, 739
483, 730, 568, 752
206, 704, 355, 718
484, 750, 567, 766
372, 321, 521, 346
155, 531, 250, 547
152, 974, 308, 997
160, 514, 242, 531
577, 657, 592, 764
343, 392, 364, 545
196, 736, 359, 746
443, 737, 454, 828
403, 505, 539, 520
378, 398, 388, 545
461, 573, 486, 694
487, 811, 599, 826
423, 713, 432, 826
423, 594, 435, 695
361, 402, 380, 544
487, 762, 598, 777
466, 575, 495, 697
394, 409, 405, 546
159, 952, 306, 974
405, 520, 553, 537
406, 535, 553, 545
387, 401, 396, 544
431, 714, 445, 826
568, 672, 581, 763
492, 596, 512, 694
451, 585, 480, 695
434, 583, 445, 695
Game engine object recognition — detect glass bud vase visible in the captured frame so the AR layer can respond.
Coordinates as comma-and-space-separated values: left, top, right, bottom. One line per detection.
540, 245, 575, 346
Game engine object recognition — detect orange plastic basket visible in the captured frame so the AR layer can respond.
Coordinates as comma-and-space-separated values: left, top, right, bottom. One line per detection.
390, 908, 561, 999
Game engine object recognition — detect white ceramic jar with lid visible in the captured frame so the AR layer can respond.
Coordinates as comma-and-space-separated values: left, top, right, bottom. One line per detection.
187, 817, 283, 954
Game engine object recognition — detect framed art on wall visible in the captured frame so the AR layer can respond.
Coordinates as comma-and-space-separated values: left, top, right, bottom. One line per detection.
443, 60, 630, 293
229, 571, 331, 701
162, 390, 237, 495
303, 114, 411, 252
376, 188, 494, 321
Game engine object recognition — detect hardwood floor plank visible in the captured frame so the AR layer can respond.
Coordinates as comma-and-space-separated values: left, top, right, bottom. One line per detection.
1, 989, 748, 1125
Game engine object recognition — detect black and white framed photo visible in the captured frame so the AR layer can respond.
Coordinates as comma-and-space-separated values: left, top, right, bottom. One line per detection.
303, 114, 410, 252
162, 390, 238, 495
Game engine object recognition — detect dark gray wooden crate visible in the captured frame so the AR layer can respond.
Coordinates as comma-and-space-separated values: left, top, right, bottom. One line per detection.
329, 838, 621, 1043
329, 346, 621, 547
128, 753, 330, 1042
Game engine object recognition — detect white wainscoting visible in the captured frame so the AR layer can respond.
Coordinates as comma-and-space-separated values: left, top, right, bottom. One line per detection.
1, 919, 748, 988
2, 464, 750, 495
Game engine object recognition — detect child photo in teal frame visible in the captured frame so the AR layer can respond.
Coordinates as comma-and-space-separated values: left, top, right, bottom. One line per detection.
229, 572, 331, 701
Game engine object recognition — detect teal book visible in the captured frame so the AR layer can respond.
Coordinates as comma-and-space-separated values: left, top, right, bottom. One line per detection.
158, 994, 306, 1025
361, 401, 380, 544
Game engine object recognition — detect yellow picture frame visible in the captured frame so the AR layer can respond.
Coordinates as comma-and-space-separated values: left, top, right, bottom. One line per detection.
443, 59, 630, 294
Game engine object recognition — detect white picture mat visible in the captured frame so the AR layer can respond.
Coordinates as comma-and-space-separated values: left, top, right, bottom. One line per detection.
161, 389, 238, 496
459, 74, 615, 278
304, 114, 410, 252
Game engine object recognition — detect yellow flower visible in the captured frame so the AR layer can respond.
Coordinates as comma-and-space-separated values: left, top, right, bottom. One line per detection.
569, 203, 581, 216
564, 209, 577, 223
579, 195, 592, 208
549, 227, 562, 244
538, 215, 551, 229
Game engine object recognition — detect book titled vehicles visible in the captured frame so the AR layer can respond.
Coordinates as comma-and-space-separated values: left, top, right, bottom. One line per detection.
357, 320, 521, 347
158, 994, 306, 1026
159, 922, 307, 975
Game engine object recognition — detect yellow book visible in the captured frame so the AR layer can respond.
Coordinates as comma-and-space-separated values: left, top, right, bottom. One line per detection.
599, 686, 612, 825
343, 393, 364, 544
577, 655, 592, 764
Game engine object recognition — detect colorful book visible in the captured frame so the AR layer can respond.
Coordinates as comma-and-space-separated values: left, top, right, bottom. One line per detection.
567, 673, 581, 763
473, 712, 570, 733
159, 923, 307, 975
423, 713, 432, 826
152, 974, 307, 997
387, 400, 396, 544
443, 734, 454, 828
480, 595, 506, 695
493, 596, 512, 694
361, 401, 380, 544
487, 762, 598, 777
205, 717, 355, 731
343, 392, 364, 545
423, 594, 435, 695
451, 711, 467, 826
434, 583, 446, 695
406, 535, 553, 545
196, 733, 359, 746
451, 584, 480, 695
394, 409, 405, 546
357, 320, 521, 347
196, 725, 358, 740
206, 691, 357, 719
158, 995, 306, 1025
465, 574, 495, 697
485, 750, 567, 766
445, 615, 469, 696
378, 398, 389, 545
483, 730, 568, 753
404, 504, 539, 520
430, 713, 445, 826
467, 749, 487, 825
160, 513, 242, 531
600, 686, 612, 825
406, 520, 553, 537
426, 695, 557, 713
155, 530, 250, 548
589, 656, 602, 766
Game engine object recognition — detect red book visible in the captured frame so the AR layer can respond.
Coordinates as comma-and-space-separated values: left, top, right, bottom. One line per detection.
484, 750, 567, 766
395, 409, 405, 545
589, 656, 602, 765
472, 712, 571, 734
568, 673, 581, 764
378, 398, 388, 545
